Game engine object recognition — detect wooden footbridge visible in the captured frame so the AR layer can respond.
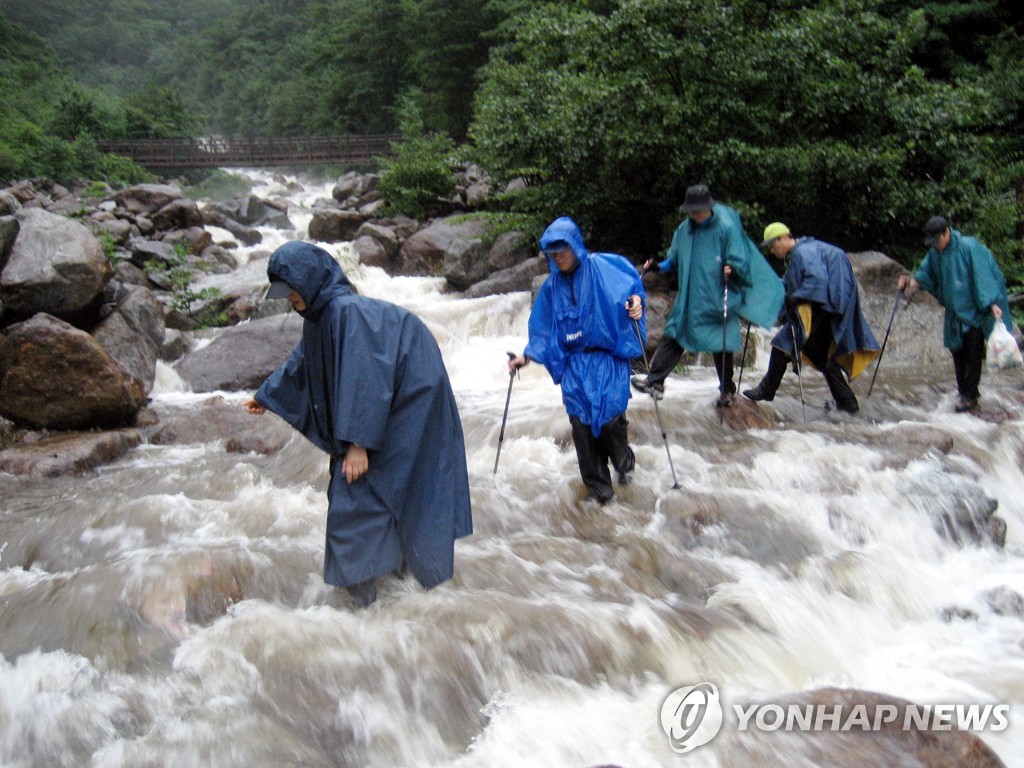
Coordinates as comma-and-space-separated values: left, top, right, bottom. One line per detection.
96, 134, 400, 168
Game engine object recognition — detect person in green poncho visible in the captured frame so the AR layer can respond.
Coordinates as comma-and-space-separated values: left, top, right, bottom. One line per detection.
898, 215, 1011, 413
632, 185, 783, 407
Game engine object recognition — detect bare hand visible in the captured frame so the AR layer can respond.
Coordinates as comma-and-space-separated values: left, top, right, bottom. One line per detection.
626, 294, 643, 320
723, 265, 733, 278
243, 397, 266, 415
898, 275, 916, 291
508, 354, 529, 374
992, 304, 1003, 321
343, 444, 369, 483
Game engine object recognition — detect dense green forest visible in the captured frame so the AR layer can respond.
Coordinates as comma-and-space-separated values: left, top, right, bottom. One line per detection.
1, 0, 1022, 271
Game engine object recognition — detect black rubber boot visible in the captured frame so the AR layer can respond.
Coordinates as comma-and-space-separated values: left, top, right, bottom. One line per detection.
742, 348, 787, 402
346, 579, 377, 608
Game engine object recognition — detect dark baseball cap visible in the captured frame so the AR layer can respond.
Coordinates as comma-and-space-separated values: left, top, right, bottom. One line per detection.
265, 279, 293, 299
923, 215, 950, 246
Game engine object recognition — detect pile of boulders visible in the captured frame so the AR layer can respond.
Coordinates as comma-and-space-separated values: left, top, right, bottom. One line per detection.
0, 169, 544, 475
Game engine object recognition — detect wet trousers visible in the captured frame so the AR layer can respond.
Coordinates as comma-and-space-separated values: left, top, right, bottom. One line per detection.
754, 308, 858, 411
569, 413, 634, 502
647, 336, 735, 394
952, 325, 985, 400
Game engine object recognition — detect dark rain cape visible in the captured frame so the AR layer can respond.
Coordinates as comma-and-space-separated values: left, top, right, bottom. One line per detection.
914, 229, 1012, 351
658, 204, 783, 351
525, 217, 646, 436
772, 237, 881, 379
255, 241, 472, 589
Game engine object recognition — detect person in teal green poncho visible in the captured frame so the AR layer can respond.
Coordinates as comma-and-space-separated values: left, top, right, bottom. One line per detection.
633, 185, 783, 407
898, 215, 1011, 413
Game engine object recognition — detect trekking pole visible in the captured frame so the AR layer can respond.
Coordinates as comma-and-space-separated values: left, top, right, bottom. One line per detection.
736, 322, 752, 392
787, 304, 807, 424
628, 299, 680, 489
493, 351, 518, 475
719, 281, 729, 424
866, 287, 904, 399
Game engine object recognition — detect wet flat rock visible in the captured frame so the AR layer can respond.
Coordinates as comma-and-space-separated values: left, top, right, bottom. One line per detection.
0, 428, 141, 477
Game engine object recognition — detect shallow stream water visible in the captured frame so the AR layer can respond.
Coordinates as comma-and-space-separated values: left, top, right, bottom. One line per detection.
1, 170, 1023, 767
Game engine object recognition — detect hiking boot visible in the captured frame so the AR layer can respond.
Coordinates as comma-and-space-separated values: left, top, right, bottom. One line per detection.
345, 579, 377, 608
955, 396, 979, 413
716, 392, 735, 408
583, 490, 613, 506
742, 384, 774, 402
617, 470, 634, 486
631, 375, 664, 399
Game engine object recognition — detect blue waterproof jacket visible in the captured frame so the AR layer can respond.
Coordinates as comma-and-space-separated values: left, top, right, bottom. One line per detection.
772, 237, 880, 378
255, 242, 472, 589
914, 229, 1012, 351
659, 204, 783, 351
525, 217, 645, 436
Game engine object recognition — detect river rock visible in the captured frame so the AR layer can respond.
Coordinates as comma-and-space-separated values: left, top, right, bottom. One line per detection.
0, 313, 146, 429
92, 284, 166, 394
113, 183, 183, 216
726, 687, 1006, 768
201, 206, 263, 246
173, 313, 303, 392
398, 215, 491, 275
149, 394, 293, 455
0, 428, 142, 477
0, 208, 112, 324
443, 237, 490, 290
0, 215, 20, 267
308, 208, 364, 243
462, 255, 548, 299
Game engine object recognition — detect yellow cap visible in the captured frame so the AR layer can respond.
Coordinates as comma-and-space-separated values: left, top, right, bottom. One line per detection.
760, 222, 790, 247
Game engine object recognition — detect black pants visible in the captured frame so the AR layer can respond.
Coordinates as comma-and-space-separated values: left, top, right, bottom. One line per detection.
569, 413, 634, 502
755, 308, 857, 411
952, 325, 985, 400
647, 336, 735, 394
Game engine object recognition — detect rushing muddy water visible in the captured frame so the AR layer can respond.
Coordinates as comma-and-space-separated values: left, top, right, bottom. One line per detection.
2, 169, 1023, 767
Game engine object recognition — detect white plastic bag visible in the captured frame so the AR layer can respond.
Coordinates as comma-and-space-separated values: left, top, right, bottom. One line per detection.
985, 322, 1023, 370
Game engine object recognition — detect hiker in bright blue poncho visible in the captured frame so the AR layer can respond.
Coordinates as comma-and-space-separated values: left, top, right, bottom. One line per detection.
898, 216, 1011, 413
242, 241, 472, 607
508, 217, 645, 504
743, 223, 880, 414
633, 185, 784, 407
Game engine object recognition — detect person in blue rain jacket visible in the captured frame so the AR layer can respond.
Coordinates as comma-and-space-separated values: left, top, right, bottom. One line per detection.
898, 215, 1011, 413
509, 217, 645, 504
243, 241, 472, 607
743, 223, 880, 414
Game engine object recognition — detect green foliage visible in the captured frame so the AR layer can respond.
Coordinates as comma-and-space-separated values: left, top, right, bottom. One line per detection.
378, 95, 459, 219
148, 243, 226, 327
470, 0, 1022, 263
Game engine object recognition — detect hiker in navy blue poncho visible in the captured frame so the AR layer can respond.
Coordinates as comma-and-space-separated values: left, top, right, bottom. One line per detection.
743, 223, 880, 414
508, 217, 645, 504
243, 241, 472, 607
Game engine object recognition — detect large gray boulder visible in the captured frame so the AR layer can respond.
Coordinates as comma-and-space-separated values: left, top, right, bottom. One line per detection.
397, 216, 491, 276
308, 208, 364, 243
112, 184, 183, 216
173, 313, 303, 392
0, 313, 146, 429
443, 238, 490, 290
461, 255, 550, 299
92, 284, 166, 394
0, 208, 112, 324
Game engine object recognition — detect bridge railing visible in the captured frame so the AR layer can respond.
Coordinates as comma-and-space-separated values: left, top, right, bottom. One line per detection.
96, 134, 401, 168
